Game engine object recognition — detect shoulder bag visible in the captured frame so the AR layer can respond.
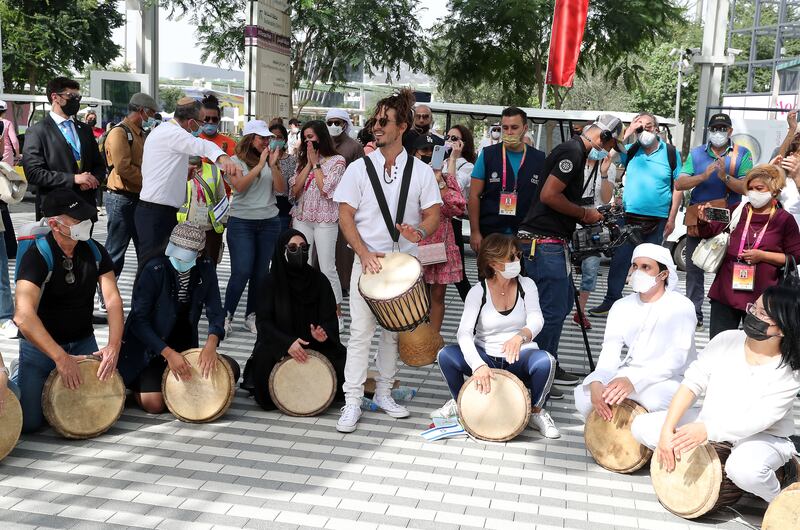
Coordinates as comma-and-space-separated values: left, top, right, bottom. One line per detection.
690, 202, 746, 273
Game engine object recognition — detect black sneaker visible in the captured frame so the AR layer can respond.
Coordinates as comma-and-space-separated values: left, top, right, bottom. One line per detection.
588, 301, 614, 317
548, 386, 564, 400
696, 318, 704, 330
554, 366, 580, 386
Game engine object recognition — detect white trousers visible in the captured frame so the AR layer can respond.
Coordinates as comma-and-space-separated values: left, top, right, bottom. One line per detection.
293, 219, 343, 304
574, 378, 681, 420
343, 256, 398, 405
631, 408, 796, 502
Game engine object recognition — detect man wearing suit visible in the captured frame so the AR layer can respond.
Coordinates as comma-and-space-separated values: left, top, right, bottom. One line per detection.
22, 77, 103, 220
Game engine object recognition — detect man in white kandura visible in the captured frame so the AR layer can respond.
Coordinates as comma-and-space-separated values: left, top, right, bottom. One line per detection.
574, 243, 697, 421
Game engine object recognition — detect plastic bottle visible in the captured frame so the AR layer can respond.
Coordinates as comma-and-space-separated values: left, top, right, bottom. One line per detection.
360, 396, 379, 411
391, 386, 417, 401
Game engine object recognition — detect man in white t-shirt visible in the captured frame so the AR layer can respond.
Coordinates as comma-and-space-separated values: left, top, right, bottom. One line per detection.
333, 89, 442, 433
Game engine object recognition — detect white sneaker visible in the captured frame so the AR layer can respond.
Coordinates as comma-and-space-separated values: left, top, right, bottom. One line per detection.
0, 319, 17, 339
336, 404, 362, 433
224, 315, 234, 335
530, 409, 561, 439
244, 313, 257, 334
373, 393, 410, 418
430, 398, 458, 420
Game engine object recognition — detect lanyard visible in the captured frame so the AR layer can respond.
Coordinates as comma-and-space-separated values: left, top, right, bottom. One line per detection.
501, 144, 526, 192
737, 204, 775, 257
59, 121, 81, 161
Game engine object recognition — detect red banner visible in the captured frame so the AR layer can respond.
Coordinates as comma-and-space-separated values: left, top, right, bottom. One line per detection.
546, 0, 589, 87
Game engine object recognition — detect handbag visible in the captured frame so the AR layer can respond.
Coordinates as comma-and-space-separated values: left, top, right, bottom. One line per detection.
690, 202, 746, 273
417, 242, 447, 266
780, 255, 800, 288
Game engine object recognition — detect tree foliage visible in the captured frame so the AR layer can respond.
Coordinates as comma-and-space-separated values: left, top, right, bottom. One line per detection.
0, 0, 123, 93
159, 86, 186, 113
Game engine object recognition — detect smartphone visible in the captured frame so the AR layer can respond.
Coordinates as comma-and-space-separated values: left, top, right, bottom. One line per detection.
431, 145, 446, 171
705, 207, 731, 223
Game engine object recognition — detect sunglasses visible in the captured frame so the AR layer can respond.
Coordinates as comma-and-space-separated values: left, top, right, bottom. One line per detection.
326, 120, 345, 127
56, 92, 82, 102
203, 116, 220, 124
446, 135, 462, 142
416, 114, 431, 119
286, 243, 309, 252
375, 117, 397, 128
709, 126, 729, 133
62, 257, 75, 285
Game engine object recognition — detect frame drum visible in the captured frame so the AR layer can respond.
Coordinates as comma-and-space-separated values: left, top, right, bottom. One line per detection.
358, 252, 429, 332
43, 356, 125, 439
584, 399, 652, 473
650, 441, 744, 519
0, 391, 22, 461
162, 349, 235, 423
457, 369, 531, 442
398, 322, 444, 367
269, 349, 336, 417
763, 481, 800, 529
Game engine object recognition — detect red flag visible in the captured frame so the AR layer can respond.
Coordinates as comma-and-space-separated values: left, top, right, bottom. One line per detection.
546, 0, 589, 87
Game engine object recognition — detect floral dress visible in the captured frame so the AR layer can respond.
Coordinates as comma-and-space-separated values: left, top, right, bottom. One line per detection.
419, 172, 467, 284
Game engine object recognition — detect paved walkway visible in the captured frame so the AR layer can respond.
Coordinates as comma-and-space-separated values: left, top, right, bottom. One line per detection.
0, 209, 791, 529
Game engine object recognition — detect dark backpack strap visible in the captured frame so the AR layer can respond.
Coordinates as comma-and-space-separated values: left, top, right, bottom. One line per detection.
34, 237, 54, 284
363, 157, 399, 242
517, 277, 525, 299
473, 278, 488, 335
666, 144, 677, 192
623, 142, 641, 170
87, 239, 103, 271
582, 162, 599, 196
394, 156, 414, 228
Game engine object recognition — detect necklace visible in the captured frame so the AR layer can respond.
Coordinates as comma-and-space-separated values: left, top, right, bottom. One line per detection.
383, 166, 396, 184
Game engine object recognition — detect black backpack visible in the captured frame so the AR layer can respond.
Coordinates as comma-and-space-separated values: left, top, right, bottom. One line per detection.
473, 277, 526, 334
99, 123, 134, 172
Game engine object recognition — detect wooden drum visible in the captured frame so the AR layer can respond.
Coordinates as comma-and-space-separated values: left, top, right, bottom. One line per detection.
763, 481, 800, 529
162, 349, 235, 423
398, 321, 444, 367
358, 252, 429, 332
457, 369, 530, 442
43, 356, 125, 439
650, 441, 744, 519
268, 349, 336, 417
584, 399, 652, 473
0, 391, 22, 461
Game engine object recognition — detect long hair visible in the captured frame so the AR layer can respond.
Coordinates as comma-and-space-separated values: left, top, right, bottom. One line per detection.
477, 234, 519, 280
450, 124, 477, 164
234, 134, 262, 170
373, 88, 415, 131
763, 285, 800, 370
298, 120, 338, 168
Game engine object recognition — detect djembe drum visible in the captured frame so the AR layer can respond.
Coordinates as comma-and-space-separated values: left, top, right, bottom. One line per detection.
162, 349, 235, 423
457, 369, 530, 442
0, 391, 22, 460
43, 356, 125, 439
763, 480, 800, 529
584, 399, 652, 473
268, 350, 336, 417
397, 321, 444, 367
358, 252, 429, 332
650, 441, 744, 519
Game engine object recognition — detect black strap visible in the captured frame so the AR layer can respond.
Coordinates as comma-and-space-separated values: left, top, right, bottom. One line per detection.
363, 156, 414, 243
473, 277, 526, 334
582, 162, 600, 197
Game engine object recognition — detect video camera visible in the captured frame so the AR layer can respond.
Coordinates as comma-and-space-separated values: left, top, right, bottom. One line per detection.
571, 204, 642, 260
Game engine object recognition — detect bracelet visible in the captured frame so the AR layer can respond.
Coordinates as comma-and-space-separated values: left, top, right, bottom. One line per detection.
517, 333, 528, 344
415, 226, 428, 239
313, 163, 322, 170
580, 207, 588, 223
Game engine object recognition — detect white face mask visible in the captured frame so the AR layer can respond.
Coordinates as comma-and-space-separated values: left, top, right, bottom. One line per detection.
490, 130, 501, 140
638, 130, 658, 147
708, 131, 729, 147
499, 260, 521, 279
57, 218, 92, 241
327, 124, 343, 137
629, 269, 660, 294
748, 190, 773, 209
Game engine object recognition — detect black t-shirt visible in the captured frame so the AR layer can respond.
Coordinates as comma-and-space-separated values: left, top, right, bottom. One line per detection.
17, 234, 114, 344
520, 137, 588, 238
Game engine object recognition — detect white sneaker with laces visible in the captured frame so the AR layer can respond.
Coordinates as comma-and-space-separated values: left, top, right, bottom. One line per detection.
224, 315, 234, 335
373, 393, 410, 418
244, 313, 257, 334
530, 409, 561, 439
0, 319, 17, 339
336, 403, 362, 433
430, 399, 458, 420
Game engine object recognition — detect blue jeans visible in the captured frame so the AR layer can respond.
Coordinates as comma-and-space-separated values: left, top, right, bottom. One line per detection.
520, 242, 573, 361
224, 216, 281, 317
104, 191, 139, 277
437, 344, 555, 408
602, 217, 667, 305
12, 335, 98, 432
579, 254, 601, 293
0, 234, 13, 321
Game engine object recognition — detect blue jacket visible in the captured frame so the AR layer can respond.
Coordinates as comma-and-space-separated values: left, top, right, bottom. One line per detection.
117, 256, 226, 385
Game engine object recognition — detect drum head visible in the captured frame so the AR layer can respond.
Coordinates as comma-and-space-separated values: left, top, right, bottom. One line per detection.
43, 357, 125, 439
0, 391, 22, 461
162, 349, 235, 423
763, 481, 800, 529
358, 252, 421, 300
268, 350, 336, 417
650, 442, 723, 518
457, 369, 531, 442
584, 399, 652, 473
398, 322, 443, 367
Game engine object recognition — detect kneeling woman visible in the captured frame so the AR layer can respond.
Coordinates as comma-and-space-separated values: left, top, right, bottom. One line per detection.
631, 285, 800, 503
243, 229, 346, 410
433, 234, 560, 438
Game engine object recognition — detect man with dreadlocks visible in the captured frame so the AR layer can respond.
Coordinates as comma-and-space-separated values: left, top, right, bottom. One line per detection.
333, 89, 442, 433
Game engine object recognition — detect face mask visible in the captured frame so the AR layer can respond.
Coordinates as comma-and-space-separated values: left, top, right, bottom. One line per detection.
499, 260, 521, 279
419, 154, 432, 164
327, 124, 343, 137
87, 119, 97, 128
708, 131, 729, 147
201, 123, 218, 136
285, 246, 309, 268
743, 312, 774, 341
290, 126, 299, 133
61, 98, 80, 117
748, 190, 773, 209
57, 218, 92, 242
638, 130, 658, 147
502, 133, 522, 147
588, 148, 608, 161
629, 269, 660, 294
169, 255, 196, 273
416, 124, 430, 134
142, 115, 158, 130
490, 130, 501, 140
269, 139, 286, 150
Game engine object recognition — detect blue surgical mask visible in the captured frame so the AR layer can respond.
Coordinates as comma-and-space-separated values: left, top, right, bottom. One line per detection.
142, 117, 158, 130
169, 256, 196, 273
201, 123, 219, 136
269, 139, 286, 150
588, 148, 608, 161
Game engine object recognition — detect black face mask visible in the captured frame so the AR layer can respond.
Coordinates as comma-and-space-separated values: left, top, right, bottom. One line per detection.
285, 247, 310, 269
419, 154, 432, 164
87, 119, 97, 127
61, 98, 80, 117
743, 312, 774, 341
416, 124, 430, 134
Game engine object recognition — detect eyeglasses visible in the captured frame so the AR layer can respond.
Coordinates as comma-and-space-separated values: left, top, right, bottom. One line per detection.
62, 257, 75, 285
56, 92, 82, 102
416, 114, 431, 120
203, 116, 220, 124
446, 135, 462, 142
709, 126, 729, 133
746, 302, 771, 322
375, 117, 398, 128
286, 243, 309, 252
326, 119, 345, 127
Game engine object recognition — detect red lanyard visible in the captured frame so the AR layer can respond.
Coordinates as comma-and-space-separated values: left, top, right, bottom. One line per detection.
501, 144, 526, 192
737, 204, 775, 257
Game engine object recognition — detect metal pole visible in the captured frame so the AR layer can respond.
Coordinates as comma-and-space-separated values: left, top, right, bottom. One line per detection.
692, 0, 731, 146
674, 56, 683, 126
0, 19, 5, 93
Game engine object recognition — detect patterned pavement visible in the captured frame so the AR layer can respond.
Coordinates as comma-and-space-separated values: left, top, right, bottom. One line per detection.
0, 208, 793, 530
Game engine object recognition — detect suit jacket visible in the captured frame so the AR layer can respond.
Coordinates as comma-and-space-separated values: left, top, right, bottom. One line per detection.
22, 115, 104, 218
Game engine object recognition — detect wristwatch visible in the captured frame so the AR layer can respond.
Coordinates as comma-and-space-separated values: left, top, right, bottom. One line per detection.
313, 163, 322, 170
517, 333, 529, 344
438, 180, 446, 190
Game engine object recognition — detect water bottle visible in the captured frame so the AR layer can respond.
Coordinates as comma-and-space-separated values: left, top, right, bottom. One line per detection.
391, 386, 417, 401
360, 396, 378, 411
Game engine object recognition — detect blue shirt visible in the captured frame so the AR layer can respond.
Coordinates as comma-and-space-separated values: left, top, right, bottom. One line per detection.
471, 148, 524, 181
620, 140, 681, 218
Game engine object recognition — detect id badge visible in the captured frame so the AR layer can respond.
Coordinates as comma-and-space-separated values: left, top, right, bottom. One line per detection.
499, 192, 517, 216
732, 262, 756, 291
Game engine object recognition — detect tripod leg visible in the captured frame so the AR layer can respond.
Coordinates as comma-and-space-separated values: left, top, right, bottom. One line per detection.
571, 275, 595, 372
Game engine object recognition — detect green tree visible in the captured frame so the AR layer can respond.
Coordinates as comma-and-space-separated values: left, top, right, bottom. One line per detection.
159, 86, 185, 113
0, 0, 123, 93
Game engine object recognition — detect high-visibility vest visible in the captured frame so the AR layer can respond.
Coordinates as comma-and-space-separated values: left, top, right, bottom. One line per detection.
177, 163, 225, 233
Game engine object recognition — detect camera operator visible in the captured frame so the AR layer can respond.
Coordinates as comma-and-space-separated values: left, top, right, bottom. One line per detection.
590, 112, 682, 317
517, 114, 627, 393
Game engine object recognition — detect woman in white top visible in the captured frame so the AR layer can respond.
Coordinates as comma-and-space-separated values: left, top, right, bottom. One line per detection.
432, 234, 560, 438
631, 285, 800, 503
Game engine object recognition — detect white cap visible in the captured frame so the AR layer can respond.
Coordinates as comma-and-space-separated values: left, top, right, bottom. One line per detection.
243, 119, 273, 138
325, 108, 352, 130
631, 243, 678, 291
0, 100, 7, 111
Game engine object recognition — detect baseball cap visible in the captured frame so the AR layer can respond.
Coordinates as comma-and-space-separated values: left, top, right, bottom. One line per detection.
593, 114, 627, 153
412, 133, 445, 151
129, 92, 159, 112
708, 113, 732, 128
165, 223, 206, 262
42, 189, 97, 221
243, 120, 274, 138
0, 100, 7, 111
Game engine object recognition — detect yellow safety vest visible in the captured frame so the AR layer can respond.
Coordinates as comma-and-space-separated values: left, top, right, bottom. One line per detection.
177, 163, 225, 233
